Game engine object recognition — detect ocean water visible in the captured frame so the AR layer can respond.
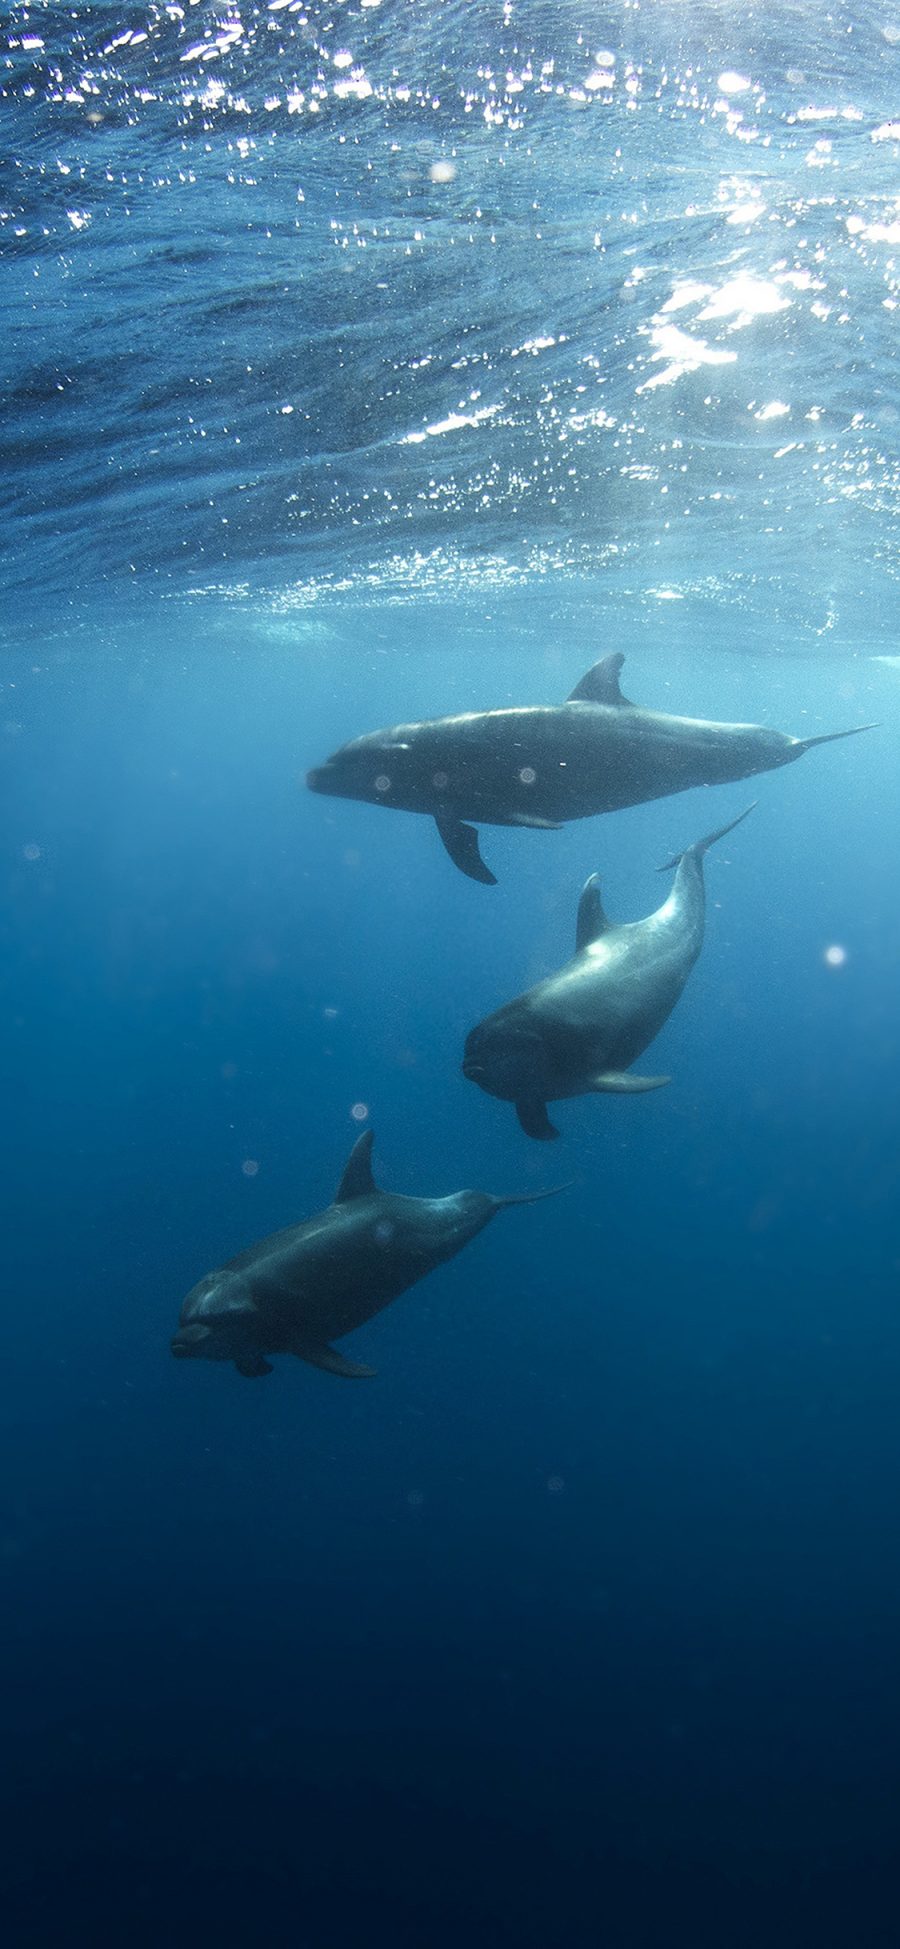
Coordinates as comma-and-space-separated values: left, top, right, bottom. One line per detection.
3, 2, 900, 1943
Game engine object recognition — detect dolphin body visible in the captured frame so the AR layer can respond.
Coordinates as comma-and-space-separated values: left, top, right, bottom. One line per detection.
306, 652, 871, 885
171, 1131, 560, 1379
462, 805, 753, 1140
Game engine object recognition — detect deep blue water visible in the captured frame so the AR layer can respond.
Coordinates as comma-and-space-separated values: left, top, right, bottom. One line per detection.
4, 3, 900, 1944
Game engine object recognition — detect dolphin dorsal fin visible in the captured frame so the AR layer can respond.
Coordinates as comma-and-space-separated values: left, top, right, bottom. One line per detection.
335, 1129, 377, 1203
567, 652, 631, 707
576, 874, 611, 951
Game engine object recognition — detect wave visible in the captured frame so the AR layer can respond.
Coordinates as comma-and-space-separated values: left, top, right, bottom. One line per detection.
2, 0, 898, 635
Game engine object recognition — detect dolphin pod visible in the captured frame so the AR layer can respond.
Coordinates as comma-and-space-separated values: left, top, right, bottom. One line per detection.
307, 651, 872, 884
173, 654, 873, 1382
462, 804, 754, 1140
171, 1130, 562, 1379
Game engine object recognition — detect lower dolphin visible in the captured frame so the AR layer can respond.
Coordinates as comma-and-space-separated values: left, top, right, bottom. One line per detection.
462, 805, 754, 1139
171, 1130, 561, 1378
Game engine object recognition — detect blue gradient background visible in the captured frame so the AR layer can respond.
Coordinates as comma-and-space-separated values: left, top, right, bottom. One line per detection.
3, 605, 899, 1945
4, 0, 900, 1937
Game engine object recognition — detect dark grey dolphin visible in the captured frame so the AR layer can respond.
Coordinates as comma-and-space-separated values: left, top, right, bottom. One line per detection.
462, 804, 753, 1139
171, 1131, 560, 1379
307, 653, 871, 884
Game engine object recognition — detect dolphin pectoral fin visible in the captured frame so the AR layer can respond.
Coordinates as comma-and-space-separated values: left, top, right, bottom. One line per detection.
590, 1072, 671, 1094
575, 873, 612, 951
515, 1097, 560, 1141
435, 814, 496, 886
235, 1353, 273, 1378
567, 652, 633, 708
299, 1343, 377, 1379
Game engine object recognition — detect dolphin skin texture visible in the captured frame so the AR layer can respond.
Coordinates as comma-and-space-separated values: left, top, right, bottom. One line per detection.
462, 806, 754, 1141
171, 1131, 561, 1379
307, 653, 872, 884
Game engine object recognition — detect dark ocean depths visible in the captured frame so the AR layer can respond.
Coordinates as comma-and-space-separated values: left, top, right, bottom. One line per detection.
3, 1, 900, 1943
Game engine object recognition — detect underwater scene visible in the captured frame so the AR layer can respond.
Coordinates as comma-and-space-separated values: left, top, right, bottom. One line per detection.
3, 1, 900, 1942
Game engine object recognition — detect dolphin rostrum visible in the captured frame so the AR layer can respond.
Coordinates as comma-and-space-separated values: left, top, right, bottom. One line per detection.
462, 804, 754, 1140
307, 653, 872, 884
171, 1131, 561, 1379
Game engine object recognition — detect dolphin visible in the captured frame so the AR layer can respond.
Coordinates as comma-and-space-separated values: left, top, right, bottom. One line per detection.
462, 804, 753, 1139
307, 652, 872, 884
171, 1131, 561, 1379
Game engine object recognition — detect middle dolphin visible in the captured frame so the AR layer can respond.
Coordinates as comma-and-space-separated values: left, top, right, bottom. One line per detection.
462, 805, 753, 1140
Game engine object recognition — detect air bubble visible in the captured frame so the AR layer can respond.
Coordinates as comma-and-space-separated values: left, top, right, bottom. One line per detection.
519, 766, 537, 785
374, 774, 391, 793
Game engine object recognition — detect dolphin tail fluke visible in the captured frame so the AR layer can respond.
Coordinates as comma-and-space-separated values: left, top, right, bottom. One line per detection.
492, 1182, 570, 1210
657, 801, 756, 873
791, 723, 878, 757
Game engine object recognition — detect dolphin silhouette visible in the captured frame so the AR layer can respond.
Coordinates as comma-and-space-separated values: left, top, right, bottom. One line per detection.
171, 1131, 562, 1378
307, 653, 872, 884
462, 805, 753, 1139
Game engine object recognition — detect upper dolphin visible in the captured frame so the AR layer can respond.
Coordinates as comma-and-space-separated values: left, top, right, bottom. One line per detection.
462, 804, 753, 1140
307, 652, 872, 884
171, 1130, 560, 1380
